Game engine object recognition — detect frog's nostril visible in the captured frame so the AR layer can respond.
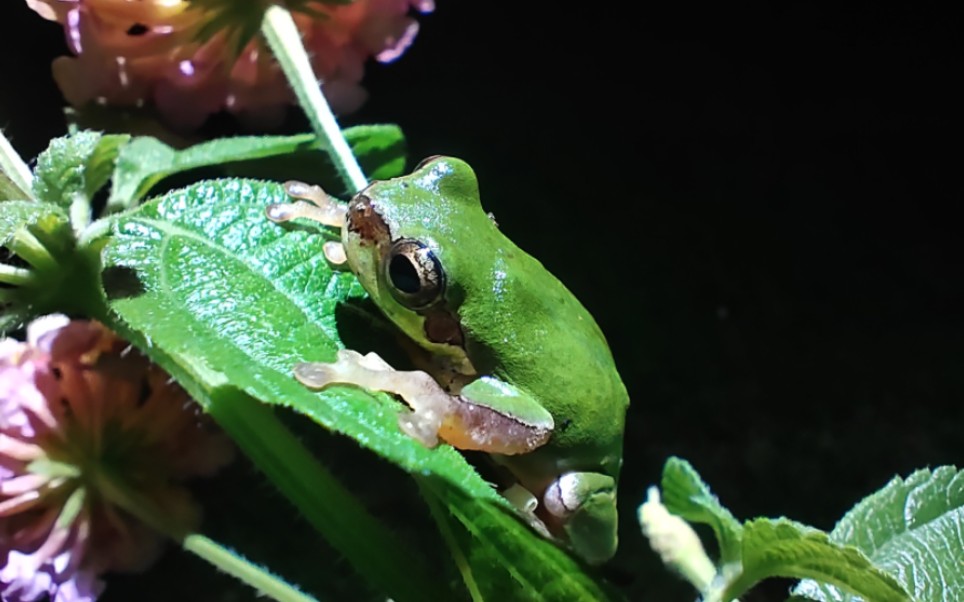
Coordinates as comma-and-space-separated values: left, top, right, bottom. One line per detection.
347, 196, 391, 243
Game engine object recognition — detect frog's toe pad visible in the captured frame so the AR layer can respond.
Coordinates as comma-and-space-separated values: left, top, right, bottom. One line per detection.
293, 362, 341, 389
292, 350, 385, 389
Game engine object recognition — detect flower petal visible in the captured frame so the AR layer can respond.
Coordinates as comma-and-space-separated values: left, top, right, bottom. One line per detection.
0, 473, 50, 497
0, 435, 44, 462
0, 489, 43, 516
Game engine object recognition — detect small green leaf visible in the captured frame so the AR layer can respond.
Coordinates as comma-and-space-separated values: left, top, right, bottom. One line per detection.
661, 456, 743, 564
107, 126, 406, 210
722, 518, 909, 602
32, 131, 128, 206
795, 466, 964, 602
84, 134, 131, 199
0, 201, 67, 247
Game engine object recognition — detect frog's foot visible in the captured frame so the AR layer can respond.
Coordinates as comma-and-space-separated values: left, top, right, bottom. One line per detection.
265, 181, 349, 265
543, 472, 618, 565
293, 351, 554, 454
502, 483, 552, 538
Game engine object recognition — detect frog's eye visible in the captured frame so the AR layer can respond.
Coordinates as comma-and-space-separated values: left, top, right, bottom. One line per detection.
384, 239, 445, 309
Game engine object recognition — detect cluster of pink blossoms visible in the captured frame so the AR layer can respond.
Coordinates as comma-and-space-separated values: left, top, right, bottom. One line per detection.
26, 0, 434, 129
1, 316, 233, 601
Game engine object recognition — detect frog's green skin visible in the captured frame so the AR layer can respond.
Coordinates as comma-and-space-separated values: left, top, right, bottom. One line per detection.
283, 157, 630, 564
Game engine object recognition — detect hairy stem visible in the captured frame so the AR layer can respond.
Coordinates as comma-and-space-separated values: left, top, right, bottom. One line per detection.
97, 472, 319, 602
0, 129, 35, 200
260, 6, 368, 193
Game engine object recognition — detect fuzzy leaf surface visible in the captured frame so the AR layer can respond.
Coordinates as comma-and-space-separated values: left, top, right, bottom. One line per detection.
661, 456, 743, 564
32, 131, 129, 205
723, 518, 909, 602
795, 466, 964, 602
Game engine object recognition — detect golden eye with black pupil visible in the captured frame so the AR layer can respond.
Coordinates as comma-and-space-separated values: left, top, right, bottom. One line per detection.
384, 239, 445, 309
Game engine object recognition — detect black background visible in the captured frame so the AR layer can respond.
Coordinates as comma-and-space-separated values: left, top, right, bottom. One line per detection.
2, 2, 961, 600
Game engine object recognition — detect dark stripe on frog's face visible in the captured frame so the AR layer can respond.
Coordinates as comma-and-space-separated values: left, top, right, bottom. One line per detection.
345, 193, 391, 247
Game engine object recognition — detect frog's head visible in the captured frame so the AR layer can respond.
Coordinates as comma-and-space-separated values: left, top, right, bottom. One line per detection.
342, 156, 493, 372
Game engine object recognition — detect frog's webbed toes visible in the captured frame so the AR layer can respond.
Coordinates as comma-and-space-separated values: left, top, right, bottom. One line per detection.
322, 241, 348, 265
293, 362, 340, 389
502, 484, 552, 538
293, 350, 382, 389
284, 181, 329, 206
265, 181, 347, 229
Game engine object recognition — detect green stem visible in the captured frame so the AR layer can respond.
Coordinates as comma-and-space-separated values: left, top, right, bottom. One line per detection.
0, 128, 35, 200
260, 5, 368, 193
69, 192, 92, 237
97, 471, 319, 602
78, 217, 112, 248
8, 228, 58, 274
0, 263, 35, 286
182, 534, 320, 602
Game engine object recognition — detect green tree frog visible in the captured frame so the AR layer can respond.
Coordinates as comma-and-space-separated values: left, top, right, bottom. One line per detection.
265, 157, 630, 564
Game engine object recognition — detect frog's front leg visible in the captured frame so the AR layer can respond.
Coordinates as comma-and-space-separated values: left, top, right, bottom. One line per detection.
543, 472, 618, 565
295, 350, 554, 454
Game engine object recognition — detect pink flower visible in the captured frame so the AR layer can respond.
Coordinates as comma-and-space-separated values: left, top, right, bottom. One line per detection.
27, 0, 434, 130
1, 316, 233, 601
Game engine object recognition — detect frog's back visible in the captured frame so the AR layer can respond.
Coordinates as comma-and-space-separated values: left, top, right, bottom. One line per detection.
456, 242, 630, 478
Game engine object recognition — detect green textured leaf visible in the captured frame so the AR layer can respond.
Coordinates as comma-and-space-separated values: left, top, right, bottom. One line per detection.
722, 519, 909, 602
0, 201, 66, 247
108, 126, 406, 209
100, 178, 608, 599
421, 477, 620, 602
84, 134, 131, 198
661, 456, 743, 564
795, 466, 964, 602
32, 131, 129, 206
